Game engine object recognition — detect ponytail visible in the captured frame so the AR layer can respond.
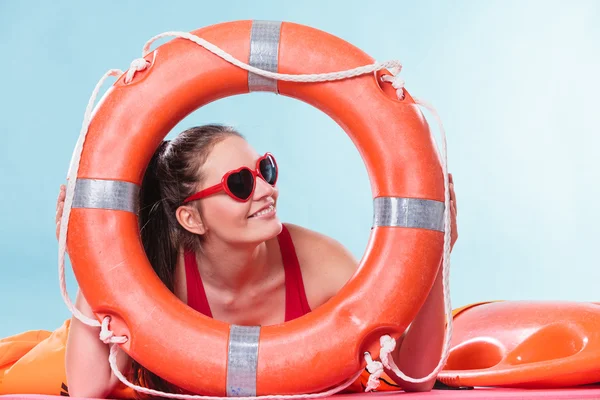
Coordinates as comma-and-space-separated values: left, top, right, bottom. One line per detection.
139, 140, 178, 292
134, 140, 185, 397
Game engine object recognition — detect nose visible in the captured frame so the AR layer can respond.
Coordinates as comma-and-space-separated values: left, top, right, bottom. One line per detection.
253, 174, 275, 199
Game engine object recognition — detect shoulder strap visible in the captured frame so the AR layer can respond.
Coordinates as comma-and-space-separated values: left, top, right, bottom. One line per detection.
184, 249, 213, 317
278, 224, 312, 321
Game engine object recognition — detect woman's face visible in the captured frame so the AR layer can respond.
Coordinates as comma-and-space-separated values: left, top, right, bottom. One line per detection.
193, 135, 282, 245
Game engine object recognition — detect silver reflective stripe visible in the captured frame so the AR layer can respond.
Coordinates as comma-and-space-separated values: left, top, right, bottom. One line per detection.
373, 197, 445, 232
248, 20, 282, 93
226, 325, 261, 397
72, 179, 140, 214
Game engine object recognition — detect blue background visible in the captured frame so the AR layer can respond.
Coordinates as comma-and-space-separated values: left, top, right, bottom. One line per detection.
1, 0, 599, 337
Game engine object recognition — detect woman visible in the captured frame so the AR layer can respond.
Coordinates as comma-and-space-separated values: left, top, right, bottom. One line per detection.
56, 124, 458, 398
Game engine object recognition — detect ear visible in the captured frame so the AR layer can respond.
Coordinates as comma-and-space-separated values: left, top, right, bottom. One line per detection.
175, 205, 207, 235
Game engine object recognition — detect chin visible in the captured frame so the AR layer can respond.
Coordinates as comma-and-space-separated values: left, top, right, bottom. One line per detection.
246, 216, 282, 242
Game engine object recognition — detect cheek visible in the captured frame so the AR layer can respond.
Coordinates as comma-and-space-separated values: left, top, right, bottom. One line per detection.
203, 197, 250, 227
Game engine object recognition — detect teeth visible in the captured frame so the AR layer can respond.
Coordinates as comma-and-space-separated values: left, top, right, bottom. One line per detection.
251, 205, 274, 218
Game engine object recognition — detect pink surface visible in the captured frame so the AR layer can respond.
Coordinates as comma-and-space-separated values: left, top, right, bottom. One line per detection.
3, 387, 600, 400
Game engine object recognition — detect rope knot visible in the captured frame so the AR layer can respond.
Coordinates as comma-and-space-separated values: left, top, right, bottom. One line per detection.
379, 335, 397, 369
124, 58, 150, 84
364, 352, 384, 392
100, 317, 128, 344
381, 67, 405, 100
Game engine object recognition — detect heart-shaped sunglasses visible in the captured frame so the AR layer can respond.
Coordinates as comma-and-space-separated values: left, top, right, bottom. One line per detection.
182, 153, 278, 204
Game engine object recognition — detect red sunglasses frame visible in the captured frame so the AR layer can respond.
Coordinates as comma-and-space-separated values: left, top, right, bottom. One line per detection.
182, 153, 278, 204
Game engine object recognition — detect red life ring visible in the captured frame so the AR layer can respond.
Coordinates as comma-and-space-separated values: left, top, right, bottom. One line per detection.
68, 20, 445, 396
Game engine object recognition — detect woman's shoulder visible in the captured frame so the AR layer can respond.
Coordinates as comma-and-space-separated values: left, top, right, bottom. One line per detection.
282, 223, 358, 301
282, 223, 345, 250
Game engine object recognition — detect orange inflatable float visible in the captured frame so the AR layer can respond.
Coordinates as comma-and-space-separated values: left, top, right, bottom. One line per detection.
65, 20, 447, 395
439, 301, 600, 388
0, 321, 132, 398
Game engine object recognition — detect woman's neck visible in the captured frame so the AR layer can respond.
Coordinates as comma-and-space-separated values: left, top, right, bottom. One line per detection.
194, 236, 274, 293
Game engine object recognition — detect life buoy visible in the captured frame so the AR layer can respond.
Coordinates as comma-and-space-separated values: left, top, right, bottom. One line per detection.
439, 301, 600, 388
67, 20, 446, 396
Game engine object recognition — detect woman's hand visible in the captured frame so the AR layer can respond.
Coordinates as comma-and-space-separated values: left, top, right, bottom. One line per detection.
449, 173, 458, 250
56, 184, 66, 240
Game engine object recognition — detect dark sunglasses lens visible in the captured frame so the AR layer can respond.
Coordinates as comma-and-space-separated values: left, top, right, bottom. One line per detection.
259, 155, 277, 185
227, 169, 254, 200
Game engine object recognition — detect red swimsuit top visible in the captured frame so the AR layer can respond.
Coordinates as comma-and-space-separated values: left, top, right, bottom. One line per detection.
184, 224, 312, 321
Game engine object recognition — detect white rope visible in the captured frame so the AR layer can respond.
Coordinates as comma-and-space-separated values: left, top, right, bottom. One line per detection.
124, 58, 151, 84
378, 335, 397, 369
374, 98, 454, 385
100, 316, 128, 344
107, 344, 363, 400
380, 66, 405, 100
58, 28, 429, 398
118, 31, 404, 86
59, 68, 124, 328
363, 353, 384, 392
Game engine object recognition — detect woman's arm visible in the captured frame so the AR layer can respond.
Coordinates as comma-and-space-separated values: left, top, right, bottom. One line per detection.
385, 264, 446, 391
57, 186, 130, 397
386, 174, 458, 391
65, 290, 131, 398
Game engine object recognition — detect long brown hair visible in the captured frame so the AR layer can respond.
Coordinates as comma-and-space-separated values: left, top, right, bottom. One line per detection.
132, 124, 243, 397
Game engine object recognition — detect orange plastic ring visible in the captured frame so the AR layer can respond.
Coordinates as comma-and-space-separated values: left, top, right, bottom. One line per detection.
68, 20, 446, 395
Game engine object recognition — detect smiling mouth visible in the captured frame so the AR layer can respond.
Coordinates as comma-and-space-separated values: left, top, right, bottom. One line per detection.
248, 205, 275, 218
